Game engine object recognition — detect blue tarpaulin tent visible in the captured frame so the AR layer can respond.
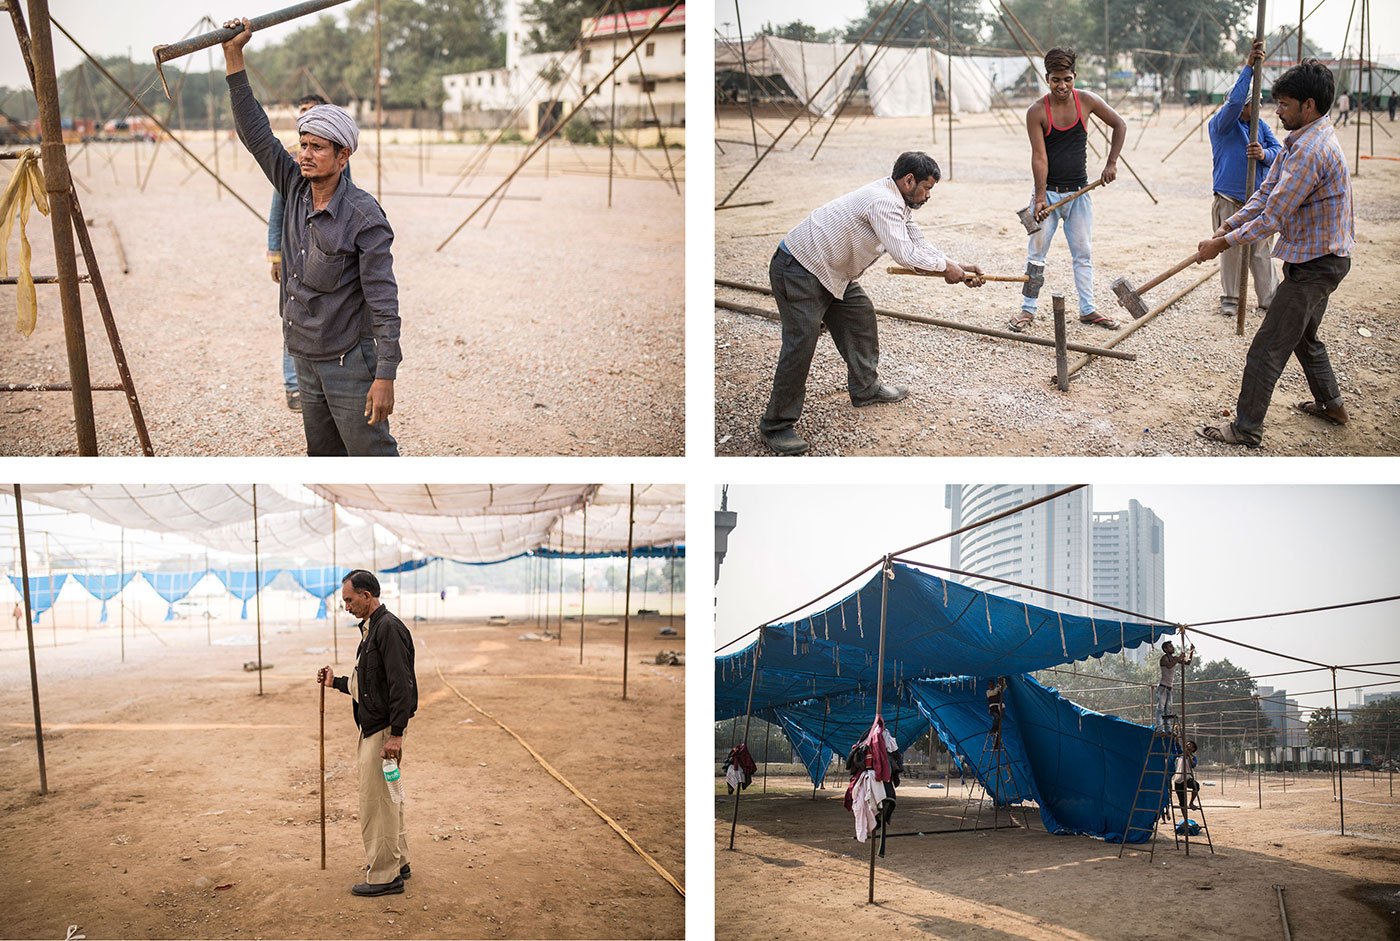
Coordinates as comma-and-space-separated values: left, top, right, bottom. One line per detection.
8, 574, 68, 624
715, 562, 1175, 843
141, 570, 209, 620
210, 569, 283, 620
769, 690, 934, 788
289, 566, 348, 619
70, 573, 135, 623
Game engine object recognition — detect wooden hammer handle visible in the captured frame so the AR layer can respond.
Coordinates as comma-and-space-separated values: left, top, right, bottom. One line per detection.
886, 266, 1029, 282
1138, 251, 1205, 295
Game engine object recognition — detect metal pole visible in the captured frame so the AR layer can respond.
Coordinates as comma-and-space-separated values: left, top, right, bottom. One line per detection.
579, 502, 587, 664
868, 555, 892, 904
331, 502, 338, 664
728, 633, 762, 850
119, 527, 125, 663
622, 485, 635, 699
1353, 0, 1363, 175
668, 545, 675, 631
253, 485, 264, 696
374, 0, 382, 202
319, 680, 326, 869
1052, 293, 1068, 390
44, 532, 53, 647
733, 0, 759, 157
946, 0, 953, 179
13, 485, 48, 794
1103, 0, 1110, 97
1236, 0, 1267, 337
1297, 0, 1305, 59
1255, 697, 1263, 809
1333, 667, 1345, 836
20, 0, 98, 455
1179, 635, 1190, 856
607, 0, 618, 208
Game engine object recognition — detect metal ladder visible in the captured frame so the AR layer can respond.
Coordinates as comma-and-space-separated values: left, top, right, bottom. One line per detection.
959, 731, 1033, 832
1119, 721, 1214, 859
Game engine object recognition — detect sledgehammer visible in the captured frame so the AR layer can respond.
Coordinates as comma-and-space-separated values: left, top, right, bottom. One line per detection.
1017, 179, 1104, 235
1110, 250, 1203, 319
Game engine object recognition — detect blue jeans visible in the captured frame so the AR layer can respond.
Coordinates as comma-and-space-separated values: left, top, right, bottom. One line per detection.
1022, 188, 1095, 317
293, 338, 399, 456
282, 345, 297, 393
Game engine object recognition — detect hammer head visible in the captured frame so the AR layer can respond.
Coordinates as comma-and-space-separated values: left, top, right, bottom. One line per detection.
1016, 204, 1042, 235
1111, 277, 1149, 319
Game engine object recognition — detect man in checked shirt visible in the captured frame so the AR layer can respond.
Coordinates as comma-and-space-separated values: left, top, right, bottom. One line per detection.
224, 17, 401, 456
759, 152, 985, 456
1195, 60, 1354, 449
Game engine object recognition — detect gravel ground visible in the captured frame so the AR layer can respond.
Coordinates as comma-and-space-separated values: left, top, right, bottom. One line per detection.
715, 106, 1399, 456
2, 135, 684, 456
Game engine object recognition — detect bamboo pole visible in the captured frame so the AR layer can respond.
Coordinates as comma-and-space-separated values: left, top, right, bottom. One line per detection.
253, 485, 264, 697
1236, 0, 1267, 337
13, 486, 48, 794
579, 501, 587, 664
331, 502, 339, 664
622, 485, 635, 699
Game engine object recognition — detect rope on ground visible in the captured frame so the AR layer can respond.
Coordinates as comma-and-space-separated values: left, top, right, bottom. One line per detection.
1341, 797, 1400, 808
0, 149, 51, 335
430, 657, 684, 898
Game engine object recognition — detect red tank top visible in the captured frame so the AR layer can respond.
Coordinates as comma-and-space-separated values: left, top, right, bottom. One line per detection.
1043, 90, 1089, 191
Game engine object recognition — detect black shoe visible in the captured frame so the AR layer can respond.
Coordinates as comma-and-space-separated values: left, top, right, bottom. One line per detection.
852, 383, 908, 407
351, 876, 404, 897
400, 863, 411, 880
286, 389, 302, 412
760, 427, 809, 456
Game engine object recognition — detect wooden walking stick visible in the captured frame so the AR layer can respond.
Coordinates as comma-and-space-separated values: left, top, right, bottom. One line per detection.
319, 677, 326, 870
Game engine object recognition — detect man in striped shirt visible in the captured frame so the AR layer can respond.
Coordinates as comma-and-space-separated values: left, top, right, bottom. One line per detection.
759, 152, 984, 456
1195, 59, 1354, 449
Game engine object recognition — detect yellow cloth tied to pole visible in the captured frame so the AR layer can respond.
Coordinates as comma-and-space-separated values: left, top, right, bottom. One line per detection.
0, 149, 52, 337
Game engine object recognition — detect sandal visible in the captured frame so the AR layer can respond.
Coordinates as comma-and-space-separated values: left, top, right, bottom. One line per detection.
1079, 312, 1119, 330
1195, 423, 1259, 449
1294, 401, 1348, 426
1007, 313, 1034, 333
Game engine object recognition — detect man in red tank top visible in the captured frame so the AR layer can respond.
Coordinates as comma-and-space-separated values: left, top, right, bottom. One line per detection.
1010, 48, 1127, 334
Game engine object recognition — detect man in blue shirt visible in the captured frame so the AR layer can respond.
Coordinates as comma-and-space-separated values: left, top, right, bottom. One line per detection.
1209, 41, 1282, 319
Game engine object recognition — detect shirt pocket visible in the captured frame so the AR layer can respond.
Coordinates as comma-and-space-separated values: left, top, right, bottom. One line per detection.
303, 239, 348, 293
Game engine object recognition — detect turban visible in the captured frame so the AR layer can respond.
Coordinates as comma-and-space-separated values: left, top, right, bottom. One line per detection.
297, 104, 359, 154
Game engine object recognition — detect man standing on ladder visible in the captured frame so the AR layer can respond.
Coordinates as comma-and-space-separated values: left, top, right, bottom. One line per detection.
986, 676, 1008, 749
1155, 640, 1193, 733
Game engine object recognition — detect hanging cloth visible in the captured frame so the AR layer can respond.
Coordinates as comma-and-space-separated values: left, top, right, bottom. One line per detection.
0, 150, 51, 336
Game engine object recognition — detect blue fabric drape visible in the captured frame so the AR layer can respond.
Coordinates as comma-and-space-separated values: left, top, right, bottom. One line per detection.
8, 574, 68, 624
210, 568, 283, 619
770, 690, 932, 788
70, 573, 135, 623
289, 566, 347, 620
141, 570, 209, 620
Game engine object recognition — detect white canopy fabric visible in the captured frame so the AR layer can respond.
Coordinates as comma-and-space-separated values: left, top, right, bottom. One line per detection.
864, 47, 994, 116
305, 485, 593, 517
15, 485, 307, 533
717, 35, 862, 116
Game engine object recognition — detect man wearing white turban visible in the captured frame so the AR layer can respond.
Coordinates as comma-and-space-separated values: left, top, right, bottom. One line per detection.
224, 17, 401, 456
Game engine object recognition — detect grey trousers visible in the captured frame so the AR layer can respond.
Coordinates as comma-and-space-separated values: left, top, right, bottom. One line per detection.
760, 248, 881, 436
293, 338, 400, 457
1212, 194, 1278, 311
1233, 253, 1349, 446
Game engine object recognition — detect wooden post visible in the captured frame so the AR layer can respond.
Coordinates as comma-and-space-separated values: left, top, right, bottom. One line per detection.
253, 485, 264, 696
1052, 293, 1068, 390
1236, 0, 1267, 337
608, 0, 619, 208
728, 634, 762, 850
621, 485, 635, 698
319, 681, 326, 869
13, 485, 48, 794
331, 502, 338, 664
867, 556, 892, 903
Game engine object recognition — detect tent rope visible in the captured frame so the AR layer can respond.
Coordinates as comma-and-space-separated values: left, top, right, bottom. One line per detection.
430, 657, 684, 898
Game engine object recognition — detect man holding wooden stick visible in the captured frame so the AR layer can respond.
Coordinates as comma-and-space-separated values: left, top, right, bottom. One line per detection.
223, 17, 401, 456
758, 151, 984, 456
1195, 60, 1354, 449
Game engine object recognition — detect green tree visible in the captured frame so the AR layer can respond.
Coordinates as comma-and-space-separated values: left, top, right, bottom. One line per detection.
520, 0, 659, 55
1308, 705, 1344, 749
758, 20, 838, 43
844, 0, 989, 46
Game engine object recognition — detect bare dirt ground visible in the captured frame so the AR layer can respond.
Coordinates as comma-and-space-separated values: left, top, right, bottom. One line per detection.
0, 610, 685, 939
716, 769, 1400, 940
1, 133, 684, 455
715, 104, 1399, 456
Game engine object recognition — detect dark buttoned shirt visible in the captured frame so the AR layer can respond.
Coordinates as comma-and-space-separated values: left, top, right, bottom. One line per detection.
228, 71, 401, 378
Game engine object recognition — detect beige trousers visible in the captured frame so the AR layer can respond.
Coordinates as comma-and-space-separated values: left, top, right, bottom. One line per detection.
355, 725, 409, 883
1212, 193, 1278, 310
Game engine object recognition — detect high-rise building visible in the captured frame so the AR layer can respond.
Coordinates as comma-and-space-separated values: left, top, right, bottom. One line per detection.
715, 486, 738, 584
945, 485, 1166, 628
1091, 499, 1166, 622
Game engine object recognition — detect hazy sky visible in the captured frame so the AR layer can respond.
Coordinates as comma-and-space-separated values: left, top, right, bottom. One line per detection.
0, 1, 348, 89
714, 485, 1400, 713
716, 0, 1398, 61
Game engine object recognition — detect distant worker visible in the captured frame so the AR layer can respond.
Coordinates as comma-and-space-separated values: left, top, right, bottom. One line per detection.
1335, 90, 1350, 126
986, 676, 1008, 749
1208, 40, 1282, 320
1173, 739, 1201, 817
268, 93, 352, 412
1389, 92, 1396, 122
1195, 59, 1354, 449
1155, 640, 1194, 732
1011, 47, 1128, 334
12, 601, 20, 631
223, 17, 401, 456
758, 151, 985, 456
317, 570, 418, 897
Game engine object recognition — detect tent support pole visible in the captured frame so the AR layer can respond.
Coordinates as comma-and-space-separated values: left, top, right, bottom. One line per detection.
1334, 667, 1345, 836
580, 502, 587, 664
868, 554, 892, 904
253, 484, 264, 696
622, 485, 635, 698
732, 0, 760, 157
1179, 629, 1190, 856
728, 632, 762, 850
332, 501, 338, 664
1236, 0, 1267, 337
13, 485, 48, 795
813, 706, 830, 800
946, 0, 953, 179
119, 527, 125, 663
761, 719, 770, 793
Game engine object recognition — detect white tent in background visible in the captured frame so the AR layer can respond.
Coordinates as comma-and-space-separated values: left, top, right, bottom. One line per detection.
862, 46, 994, 116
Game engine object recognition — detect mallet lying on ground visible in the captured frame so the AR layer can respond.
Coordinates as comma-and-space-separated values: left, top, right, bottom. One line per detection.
1110, 251, 1204, 319
886, 267, 1028, 282
1016, 179, 1104, 234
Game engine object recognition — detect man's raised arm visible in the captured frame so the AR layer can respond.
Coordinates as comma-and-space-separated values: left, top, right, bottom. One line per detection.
222, 17, 299, 198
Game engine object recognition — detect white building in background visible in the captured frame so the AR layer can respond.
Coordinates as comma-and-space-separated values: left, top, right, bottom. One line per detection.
442, 3, 685, 135
945, 486, 1166, 632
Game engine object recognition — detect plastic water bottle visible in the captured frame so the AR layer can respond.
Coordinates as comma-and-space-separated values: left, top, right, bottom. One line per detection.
382, 758, 404, 804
